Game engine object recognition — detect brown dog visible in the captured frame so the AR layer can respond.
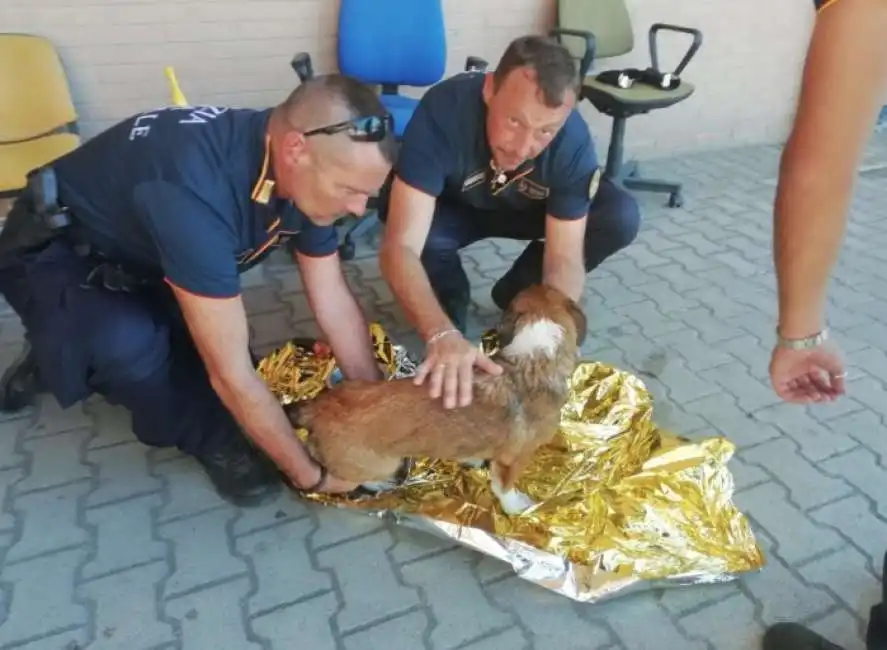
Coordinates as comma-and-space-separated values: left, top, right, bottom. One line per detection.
287, 283, 587, 515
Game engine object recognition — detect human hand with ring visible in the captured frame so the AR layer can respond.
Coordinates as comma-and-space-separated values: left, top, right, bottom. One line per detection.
414, 329, 503, 409
769, 336, 847, 404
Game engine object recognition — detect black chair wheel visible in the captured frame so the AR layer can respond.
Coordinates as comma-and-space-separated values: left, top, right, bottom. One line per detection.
338, 241, 356, 261
667, 192, 684, 208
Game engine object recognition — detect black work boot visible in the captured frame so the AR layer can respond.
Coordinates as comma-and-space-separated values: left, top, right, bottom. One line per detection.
0, 341, 43, 412
194, 431, 282, 508
762, 623, 846, 650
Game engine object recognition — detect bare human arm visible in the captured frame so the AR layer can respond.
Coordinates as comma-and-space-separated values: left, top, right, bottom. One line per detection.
774, 0, 887, 339
378, 177, 455, 341
169, 286, 356, 492
296, 250, 381, 381
769, 0, 887, 403
542, 214, 587, 302
379, 176, 503, 408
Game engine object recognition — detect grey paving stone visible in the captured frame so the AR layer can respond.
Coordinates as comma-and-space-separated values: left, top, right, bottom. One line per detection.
0, 417, 28, 470
0, 466, 24, 531
798, 544, 882, 617
752, 403, 860, 462
78, 560, 176, 649
164, 576, 261, 650
157, 507, 247, 600
459, 626, 531, 650
235, 518, 331, 616
153, 456, 229, 523
741, 438, 855, 510
250, 591, 340, 650
315, 529, 420, 634
400, 548, 514, 650
85, 441, 163, 508
6, 481, 92, 564
738, 532, 837, 626
678, 592, 764, 650
734, 482, 844, 565
586, 593, 707, 650
809, 494, 887, 571
16, 428, 93, 494
341, 609, 428, 650
81, 492, 166, 580
0, 547, 91, 647
485, 576, 612, 650
808, 608, 867, 650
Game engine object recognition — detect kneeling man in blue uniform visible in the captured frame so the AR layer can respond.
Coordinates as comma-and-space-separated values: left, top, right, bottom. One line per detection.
0, 75, 396, 505
379, 35, 641, 409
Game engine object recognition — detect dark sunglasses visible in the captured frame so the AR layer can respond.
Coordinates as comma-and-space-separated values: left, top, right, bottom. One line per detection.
303, 114, 393, 142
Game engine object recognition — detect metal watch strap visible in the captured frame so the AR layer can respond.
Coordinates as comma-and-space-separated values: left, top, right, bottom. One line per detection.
776, 328, 828, 350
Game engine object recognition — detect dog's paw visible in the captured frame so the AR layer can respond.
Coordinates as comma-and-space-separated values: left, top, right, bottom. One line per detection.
497, 489, 535, 516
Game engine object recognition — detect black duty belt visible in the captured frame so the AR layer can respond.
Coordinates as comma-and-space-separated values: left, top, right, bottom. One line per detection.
0, 166, 151, 294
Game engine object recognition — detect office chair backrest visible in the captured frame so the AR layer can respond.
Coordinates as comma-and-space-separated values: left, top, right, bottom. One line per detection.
558, 0, 634, 62
0, 33, 78, 143
337, 0, 447, 87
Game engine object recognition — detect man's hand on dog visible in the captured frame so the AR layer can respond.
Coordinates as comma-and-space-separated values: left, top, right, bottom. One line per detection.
414, 331, 503, 409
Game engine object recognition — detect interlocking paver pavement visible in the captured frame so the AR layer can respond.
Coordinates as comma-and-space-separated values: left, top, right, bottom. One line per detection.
2, 132, 887, 650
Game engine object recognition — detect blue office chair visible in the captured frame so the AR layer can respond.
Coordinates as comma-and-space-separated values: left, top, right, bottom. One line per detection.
291, 0, 488, 260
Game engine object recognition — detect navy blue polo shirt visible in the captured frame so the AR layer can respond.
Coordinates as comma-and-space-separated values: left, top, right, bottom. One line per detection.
51, 105, 339, 299
394, 73, 599, 221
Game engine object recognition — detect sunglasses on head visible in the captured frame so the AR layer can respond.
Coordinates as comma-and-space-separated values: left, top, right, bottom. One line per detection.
303, 114, 394, 142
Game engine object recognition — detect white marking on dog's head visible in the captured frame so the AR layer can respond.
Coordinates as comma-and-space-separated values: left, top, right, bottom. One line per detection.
502, 318, 564, 359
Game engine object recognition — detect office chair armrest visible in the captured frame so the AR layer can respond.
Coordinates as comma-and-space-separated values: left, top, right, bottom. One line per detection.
465, 56, 489, 72
648, 23, 703, 76
291, 52, 315, 82
548, 28, 596, 79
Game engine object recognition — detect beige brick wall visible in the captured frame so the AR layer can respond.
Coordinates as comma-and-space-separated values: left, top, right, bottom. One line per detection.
3, 0, 816, 161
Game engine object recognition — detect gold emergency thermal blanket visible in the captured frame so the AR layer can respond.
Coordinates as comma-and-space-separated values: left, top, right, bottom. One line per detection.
257, 323, 765, 603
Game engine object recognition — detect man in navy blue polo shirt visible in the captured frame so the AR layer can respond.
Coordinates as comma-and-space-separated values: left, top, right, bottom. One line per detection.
0, 74, 397, 505
379, 35, 641, 409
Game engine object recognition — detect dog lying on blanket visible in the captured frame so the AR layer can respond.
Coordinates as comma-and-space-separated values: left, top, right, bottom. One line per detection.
286, 283, 587, 516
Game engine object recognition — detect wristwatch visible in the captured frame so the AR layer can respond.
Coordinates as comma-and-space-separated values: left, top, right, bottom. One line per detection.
776, 328, 828, 350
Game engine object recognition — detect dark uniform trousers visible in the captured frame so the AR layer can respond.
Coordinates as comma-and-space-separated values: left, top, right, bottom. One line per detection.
0, 198, 241, 457
415, 178, 641, 325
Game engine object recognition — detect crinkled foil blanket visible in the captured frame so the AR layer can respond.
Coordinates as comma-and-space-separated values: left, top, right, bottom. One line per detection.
257, 323, 765, 603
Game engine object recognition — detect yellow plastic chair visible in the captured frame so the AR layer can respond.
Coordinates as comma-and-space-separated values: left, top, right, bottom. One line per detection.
0, 33, 81, 197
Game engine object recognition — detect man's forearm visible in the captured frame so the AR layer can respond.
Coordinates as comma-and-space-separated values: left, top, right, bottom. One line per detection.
543, 253, 585, 302
773, 0, 887, 338
774, 144, 853, 338
312, 286, 380, 381
380, 245, 454, 341
213, 373, 319, 486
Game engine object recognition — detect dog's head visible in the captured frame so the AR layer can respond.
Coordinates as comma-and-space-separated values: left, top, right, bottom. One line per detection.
496, 284, 587, 358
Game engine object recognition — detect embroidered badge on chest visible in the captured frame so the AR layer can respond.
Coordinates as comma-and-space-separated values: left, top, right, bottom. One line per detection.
516, 178, 550, 200
461, 169, 486, 192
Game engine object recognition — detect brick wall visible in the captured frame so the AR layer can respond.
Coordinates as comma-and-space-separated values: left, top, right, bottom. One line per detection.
3, 0, 815, 160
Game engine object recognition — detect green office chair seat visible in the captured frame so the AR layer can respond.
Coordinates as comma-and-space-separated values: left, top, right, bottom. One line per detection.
583, 76, 694, 113
552, 0, 703, 208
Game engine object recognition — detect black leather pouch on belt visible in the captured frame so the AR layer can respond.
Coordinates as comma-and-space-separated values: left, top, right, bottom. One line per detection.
0, 167, 74, 267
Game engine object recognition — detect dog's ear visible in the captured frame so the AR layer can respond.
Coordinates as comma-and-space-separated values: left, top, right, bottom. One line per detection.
497, 310, 519, 349
565, 299, 587, 347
